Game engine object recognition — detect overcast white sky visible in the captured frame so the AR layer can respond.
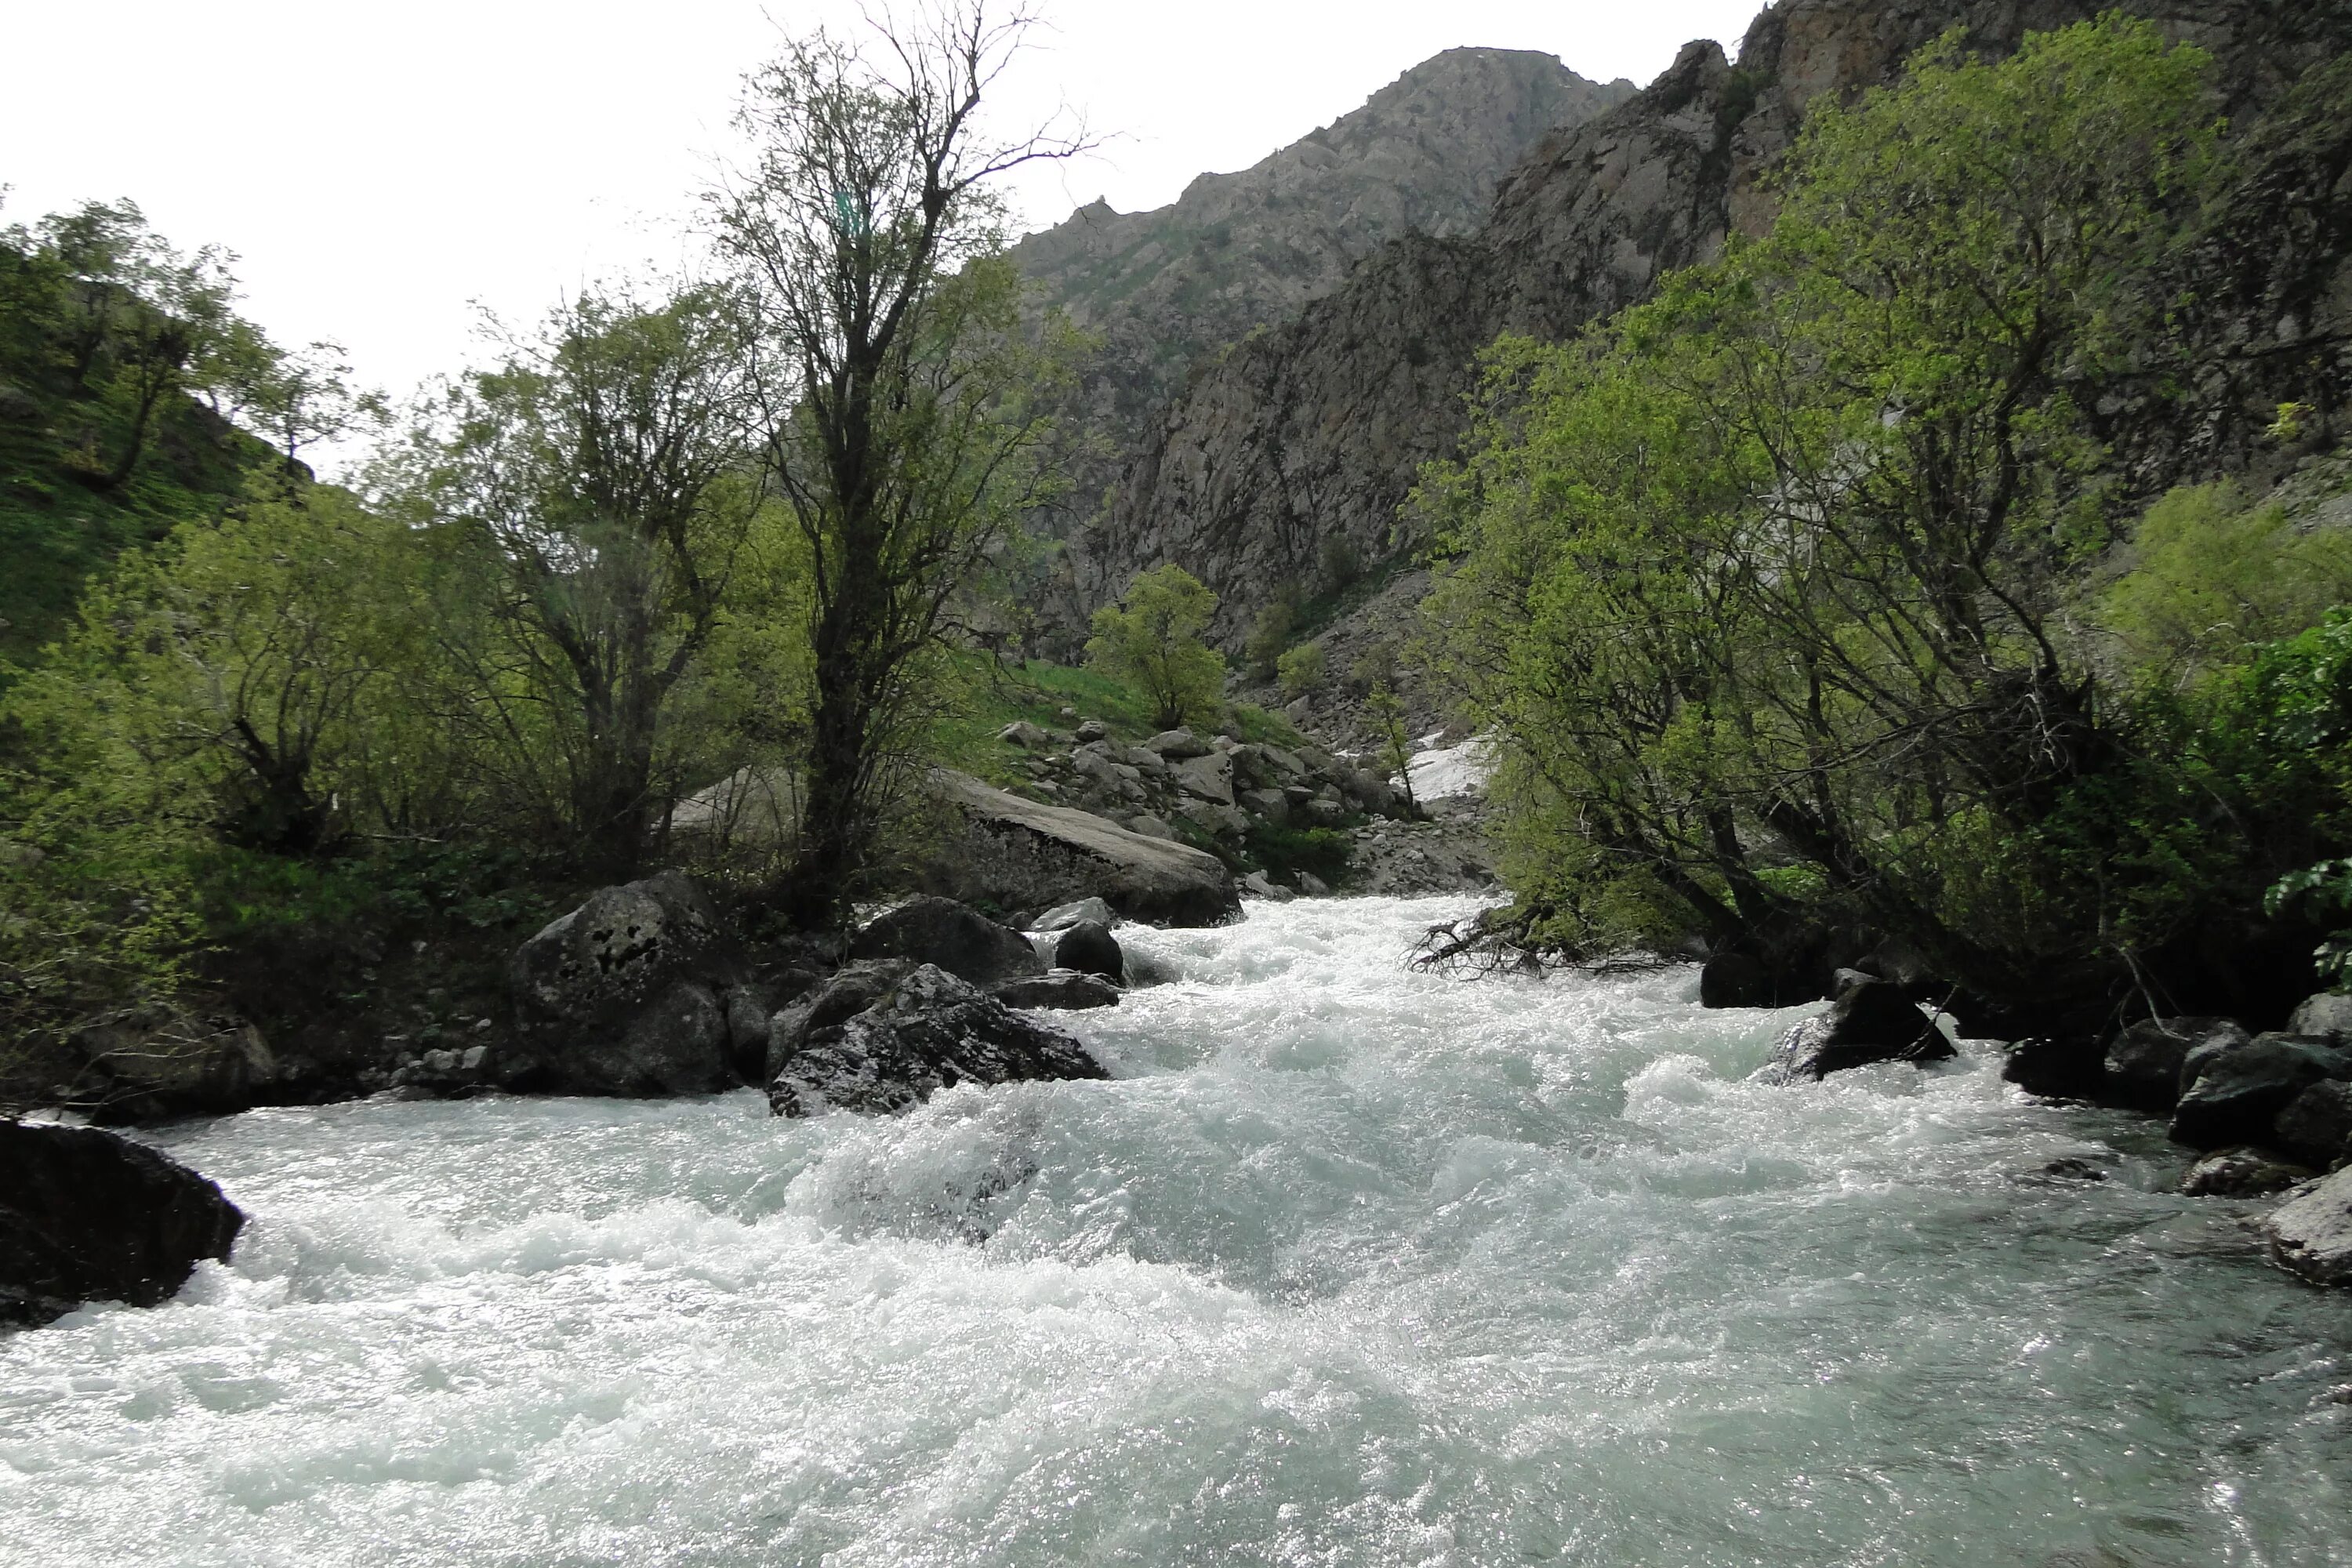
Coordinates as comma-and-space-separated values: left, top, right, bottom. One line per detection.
3, 1, 1764, 470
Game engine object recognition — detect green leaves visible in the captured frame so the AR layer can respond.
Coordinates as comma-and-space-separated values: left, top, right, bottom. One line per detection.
1085, 565, 1226, 733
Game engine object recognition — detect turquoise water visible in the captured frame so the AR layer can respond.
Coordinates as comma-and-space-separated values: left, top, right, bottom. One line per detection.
4, 895, 2349, 1566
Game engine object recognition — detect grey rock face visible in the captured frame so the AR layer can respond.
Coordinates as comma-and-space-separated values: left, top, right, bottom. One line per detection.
2171, 1034, 2352, 1149
2288, 991, 2352, 1044
991, 970, 1123, 1011
848, 896, 1044, 986
923, 771, 1240, 927
767, 964, 1109, 1117
503, 870, 746, 1096
1011, 49, 1632, 573
2264, 1163, 2352, 1285
2180, 1145, 2317, 1197
0, 1121, 244, 1327
1171, 752, 1236, 805
2105, 1017, 2252, 1112
1768, 970, 1955, 1083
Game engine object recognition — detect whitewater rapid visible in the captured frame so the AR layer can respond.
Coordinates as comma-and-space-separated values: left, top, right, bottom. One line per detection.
5, 895, 2350, 1566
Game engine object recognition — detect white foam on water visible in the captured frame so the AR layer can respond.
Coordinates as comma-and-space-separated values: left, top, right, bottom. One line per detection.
4, 895, 2349, 1566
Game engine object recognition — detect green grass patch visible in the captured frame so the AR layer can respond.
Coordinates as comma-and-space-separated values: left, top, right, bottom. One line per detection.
935, 655, 1304, 788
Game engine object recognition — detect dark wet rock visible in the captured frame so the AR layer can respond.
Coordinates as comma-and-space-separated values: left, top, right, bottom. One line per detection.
1700, 952, 1773, 1009
2170, 1033, 2352, 1150
2274, 1079, 2352, 1170
1766, 970, 1954, 1083
1033, 897, 1115, 933
924, 771, 1239, 927
1240, 869, 1297, 902
2266, 1164, 2352, 1286
992, 970, 1123, 1011
503, 871, 746, 1096
0, 1121, 244, 1328
764, 960, 916, 1080
767, 964, 1108, 1117
2104, 1016, 2252, 1113
1049, 920, 1124, 982
2041, 1158, 2110, 1182
2002, 1036, 2109, 1101
2287, 990, 2352, 1044
848, 895, 1044, 986
2180, 1145, 2318, 1197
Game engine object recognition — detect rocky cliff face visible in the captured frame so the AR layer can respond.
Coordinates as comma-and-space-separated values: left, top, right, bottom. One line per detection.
1078, 0, 2352, 647
1007, 49, 1632, 565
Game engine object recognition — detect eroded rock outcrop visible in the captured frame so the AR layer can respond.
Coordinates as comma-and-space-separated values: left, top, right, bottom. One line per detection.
0, 1121, 244, 1328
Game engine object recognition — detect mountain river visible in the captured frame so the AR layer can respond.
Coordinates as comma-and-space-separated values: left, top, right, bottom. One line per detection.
5, 894, 2350, 1566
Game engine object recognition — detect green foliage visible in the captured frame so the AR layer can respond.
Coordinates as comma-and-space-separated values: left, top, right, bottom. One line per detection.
1276, 641, 1325, 701
1242, 592, 1298, 682
1417, 18, 2334, 1007
2095, 482, 2352, 686
1086, 564, 1227, 732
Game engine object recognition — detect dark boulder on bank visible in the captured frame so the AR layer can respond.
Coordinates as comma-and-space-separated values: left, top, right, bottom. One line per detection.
2275, 1079, 2352, 1171
0, 1121, 244, 1328
768, 964, 1107, 1117
2104, 1017, 2252, 1113
2170, 1033, 2352, 1150
503, 870, 748, 1096
849, 896, 1044, 986
1766, 970, 1954, 1083
1049, 920, 1124, 983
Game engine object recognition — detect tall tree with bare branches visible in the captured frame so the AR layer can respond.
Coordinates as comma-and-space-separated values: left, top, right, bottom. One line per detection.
713, 1, 1087, 927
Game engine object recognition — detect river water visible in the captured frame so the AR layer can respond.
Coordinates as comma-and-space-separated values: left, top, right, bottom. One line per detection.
5, 895, 2350, 1566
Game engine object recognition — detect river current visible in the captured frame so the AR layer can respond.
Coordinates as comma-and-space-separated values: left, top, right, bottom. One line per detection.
5, 894, 2350, 1566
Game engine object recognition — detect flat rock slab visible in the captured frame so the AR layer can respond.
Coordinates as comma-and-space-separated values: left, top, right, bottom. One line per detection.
0, 1121, 244, 1327
925, 771, 1239, 927
2266, 1163, 2352, 1286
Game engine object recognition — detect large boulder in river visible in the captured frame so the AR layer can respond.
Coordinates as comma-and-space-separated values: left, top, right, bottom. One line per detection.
2169, 1033, 2352, 1150
848, 896, 1044, 985
922, 771, 1240, 927
503, 870, 747, 1096
2263, 1163, 2352, 1286
0, 1121, 244, 1327
1049, 920, 1124, 982
1766, 970, 1954, 1083
768, 964, 1108, 1117
2180, 1145, 2317, 1197
2287, 991, 2352, 1044
2104, 1017, 2251, 1113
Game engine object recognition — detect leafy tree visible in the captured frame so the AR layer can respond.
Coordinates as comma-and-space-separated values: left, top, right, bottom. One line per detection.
383, 285, 764, 879
1276, 639, 1324, 701
1363, 680, 1419, 817
1087, 564, 1225, 731
1243, 590, 1298, 682
1422, 18, 2267, 1015
713, 0, 1087, 927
